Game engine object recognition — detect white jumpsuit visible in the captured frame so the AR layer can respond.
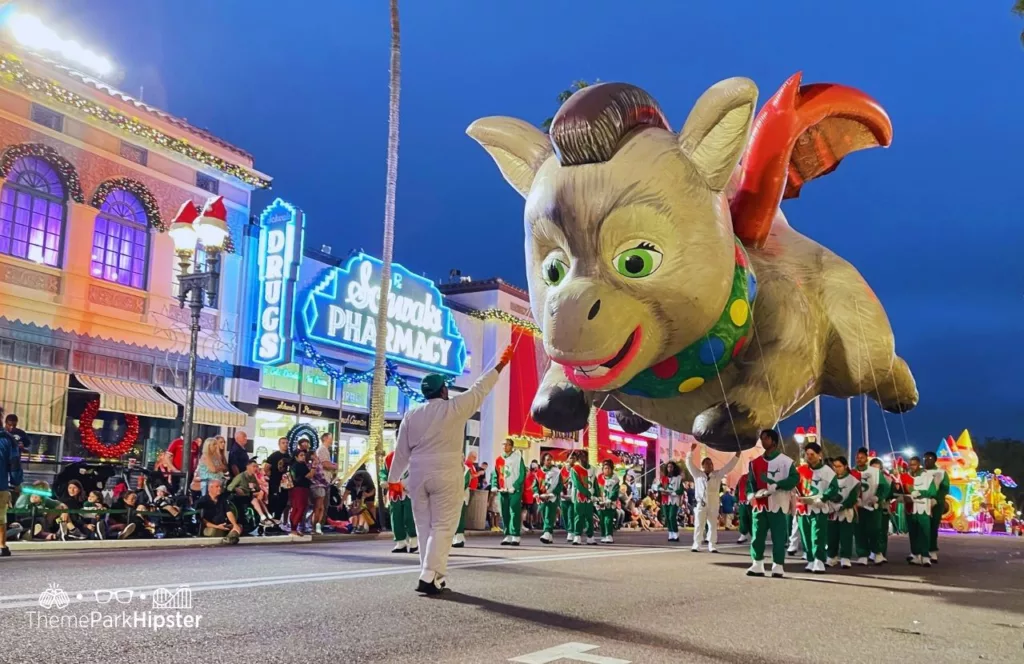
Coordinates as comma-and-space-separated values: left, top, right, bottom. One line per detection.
685, 447, 738, 550
389, 367, 500, 585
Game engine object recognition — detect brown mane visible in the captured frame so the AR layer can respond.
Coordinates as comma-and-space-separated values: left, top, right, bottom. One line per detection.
549, 83, 670, 166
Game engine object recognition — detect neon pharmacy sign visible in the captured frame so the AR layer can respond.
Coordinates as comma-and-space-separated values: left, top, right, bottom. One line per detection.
253, 199, 303, 365
302, 253, 467, 375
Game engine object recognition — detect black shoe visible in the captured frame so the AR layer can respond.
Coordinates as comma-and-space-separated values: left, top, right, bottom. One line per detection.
67, 528, 87, 541
0, 546, 10, 557
408, 547, 419, 554
118, 523, 137, 540
416, 580, 441, 596
452, 541, 465, 548
392, 546, 408, 554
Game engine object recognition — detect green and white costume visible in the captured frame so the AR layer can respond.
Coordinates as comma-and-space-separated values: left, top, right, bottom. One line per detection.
597, 472, 621, 542
909, 469, 938, 565
746, 448, 799, 577
875, 471, 893, 559
570, 462, 595, 544
798, 461, 839, 570
499, 449, 526, 543
659, 474, 685, 541
537, 463, 563, 543
827, 471, 860, 565
927, 467, 949, 561
453, 463, 471, 547
854, 464, 884, 562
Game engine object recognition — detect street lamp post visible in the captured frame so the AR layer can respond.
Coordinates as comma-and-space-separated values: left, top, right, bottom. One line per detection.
168, 197, 229, 495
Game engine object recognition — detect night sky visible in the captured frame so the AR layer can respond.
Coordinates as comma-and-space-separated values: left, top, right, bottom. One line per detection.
34, 1, 1024, 450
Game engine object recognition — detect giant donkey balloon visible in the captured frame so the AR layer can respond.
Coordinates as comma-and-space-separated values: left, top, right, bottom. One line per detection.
467, 73, 918, 451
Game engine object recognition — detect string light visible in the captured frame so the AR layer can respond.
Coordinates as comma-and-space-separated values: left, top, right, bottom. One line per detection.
0, 53, 271, 189
0, 142, 84, 202
90, 177, 165, 230
463, 308, 541, 335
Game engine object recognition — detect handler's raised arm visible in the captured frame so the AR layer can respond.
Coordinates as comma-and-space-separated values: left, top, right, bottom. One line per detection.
449, 344, 515, 420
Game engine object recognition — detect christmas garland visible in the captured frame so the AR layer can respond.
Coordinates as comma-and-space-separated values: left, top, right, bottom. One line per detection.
298, 338, 453, 404
463, 308, 540, 336
0, 142, 84, 202
0, 54, 270, 189
90, 177, 165, 231
79, 399, 139, 458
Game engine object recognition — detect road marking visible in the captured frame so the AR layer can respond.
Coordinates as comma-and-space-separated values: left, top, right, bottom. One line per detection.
0, 545, 700, 611
510, 642, 631, 663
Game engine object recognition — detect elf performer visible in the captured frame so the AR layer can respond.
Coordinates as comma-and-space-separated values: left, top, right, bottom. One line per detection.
498, 438, 525, 546
923, 451, 949, 564
826, 455, 860, 569
869, 457, 892, 563
659, 461, 684, 542
569, 452, 596, 545
537, 453, 563, 544
746, 429, 799, 578
852, 447, 882, 566
685, 443, 739, 552
452, 454, 474, 548
792, 461, 813, 559
891, 458, 912, 535
560, 460, 574, 542
797, 443, 839, 574
907, 455, 938, 567
385, 450, 418, 554
735, 472, 751, 545
597, 459, 621, 543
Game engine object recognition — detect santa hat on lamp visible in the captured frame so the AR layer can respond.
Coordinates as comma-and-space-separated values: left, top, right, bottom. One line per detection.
168, 200, 200, 254
196, 195, 229, 249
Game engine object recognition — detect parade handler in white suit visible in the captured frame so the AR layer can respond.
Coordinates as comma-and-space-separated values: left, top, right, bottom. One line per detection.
389, 345, 514, 595
685, 443, 739, 552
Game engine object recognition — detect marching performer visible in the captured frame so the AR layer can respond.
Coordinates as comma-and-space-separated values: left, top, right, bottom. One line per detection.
597, 459, 620, 543
569, 452, 596, 545
497, 438, 526, 546
388, 346, 512, 596
560, 460, 574, 542
826, 456, 860, 569
852, 447, 881, 566
869, 457, 891, 563
923, 451, 948, 564
746, 429, 799, 578
735, 472, 751, 544
791, 461, 813, 559
797, 443, 838, 574
907, 456, 938, 567
685, 443, 739, 552
385, 450, 418, 554
452, 453, 474, 548
537, 453, 563, 544
658, 461, 684, 542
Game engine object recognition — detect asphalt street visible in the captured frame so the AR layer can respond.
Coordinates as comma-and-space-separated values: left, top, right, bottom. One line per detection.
1, 530, 1022, 664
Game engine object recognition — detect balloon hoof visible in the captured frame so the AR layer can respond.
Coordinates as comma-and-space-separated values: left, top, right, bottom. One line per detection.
692, 403, 758, 452
614, 411, 653, 435
531, 385, 589, 432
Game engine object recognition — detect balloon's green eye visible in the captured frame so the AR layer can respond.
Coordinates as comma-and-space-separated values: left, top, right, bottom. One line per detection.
613, 242, 663, 278
542, 257, 568, 286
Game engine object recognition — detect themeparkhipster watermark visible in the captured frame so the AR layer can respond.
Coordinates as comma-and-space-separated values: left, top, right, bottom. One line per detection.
27, 583, 203, 631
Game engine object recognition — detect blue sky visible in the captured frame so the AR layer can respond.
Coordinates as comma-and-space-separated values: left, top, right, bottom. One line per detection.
36, 0, 1024, 450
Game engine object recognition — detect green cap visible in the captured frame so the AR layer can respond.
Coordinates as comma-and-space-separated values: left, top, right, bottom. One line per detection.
421, 374, 446, 398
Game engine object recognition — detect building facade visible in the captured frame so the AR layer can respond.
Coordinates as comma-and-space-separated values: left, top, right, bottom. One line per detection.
0, 44, 264, 469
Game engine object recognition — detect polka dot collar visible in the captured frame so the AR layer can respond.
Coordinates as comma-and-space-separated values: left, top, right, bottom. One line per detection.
620, 239, 757, 399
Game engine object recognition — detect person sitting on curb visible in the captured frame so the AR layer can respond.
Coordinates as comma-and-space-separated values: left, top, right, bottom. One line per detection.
194, 479, 242, 544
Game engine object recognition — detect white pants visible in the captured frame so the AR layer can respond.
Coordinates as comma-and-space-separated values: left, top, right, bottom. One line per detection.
408, 469, 463, 583
788, 513, 801, 552
693, 502, 719, 548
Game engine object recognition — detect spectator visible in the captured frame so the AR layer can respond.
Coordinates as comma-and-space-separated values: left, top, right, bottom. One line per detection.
194, 480, 242, 544
478, 462, 491, 491
109, 491, 150, 539
227, 458, 275, 527
265, 437, 292, 521
13, 480, 60, 540
4, 412, 30, 455
466, 449, 482, 490
228, 431, 250, 479
197, 437, 228, 495
57, 480, 93, 541
1, 410, 22, 556
152, 451, 180, 494
343, 463, 376, 534
289, 449, 314, 536
312, 433, 338, 535
166, 436, 201, 476
720, 487, 736, 530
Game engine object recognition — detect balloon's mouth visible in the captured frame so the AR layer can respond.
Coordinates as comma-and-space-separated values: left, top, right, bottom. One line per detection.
556, 327, 642, 390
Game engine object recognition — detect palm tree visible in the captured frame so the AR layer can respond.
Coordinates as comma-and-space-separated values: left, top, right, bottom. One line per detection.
368, 0, 401, 514
541, 79, 600, 131
1015, 0, 1024, 45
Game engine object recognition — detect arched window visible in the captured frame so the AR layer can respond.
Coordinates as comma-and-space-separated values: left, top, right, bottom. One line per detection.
90, 188, 150, 289
0, 156, 67, 267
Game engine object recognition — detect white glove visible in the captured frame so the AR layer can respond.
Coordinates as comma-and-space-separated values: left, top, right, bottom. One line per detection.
753, 489, 770, 500
911, 491, 921, 499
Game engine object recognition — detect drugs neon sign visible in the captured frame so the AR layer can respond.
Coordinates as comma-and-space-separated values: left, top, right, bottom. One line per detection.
252, 198, 303, 366
302, 253, 466, 375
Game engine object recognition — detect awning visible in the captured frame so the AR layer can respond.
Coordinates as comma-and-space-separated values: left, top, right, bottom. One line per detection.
0, 364, 68, 435
75, 374, 177, 419
160, 387, 247, 428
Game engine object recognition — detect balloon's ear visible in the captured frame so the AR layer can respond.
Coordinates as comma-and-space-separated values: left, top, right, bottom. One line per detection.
678, 78, 758, 192
467, 117, 553, 198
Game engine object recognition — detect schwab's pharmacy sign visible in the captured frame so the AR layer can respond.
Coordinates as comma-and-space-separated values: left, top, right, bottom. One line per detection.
302, 253, 467, 375
252, 199, 303, 366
